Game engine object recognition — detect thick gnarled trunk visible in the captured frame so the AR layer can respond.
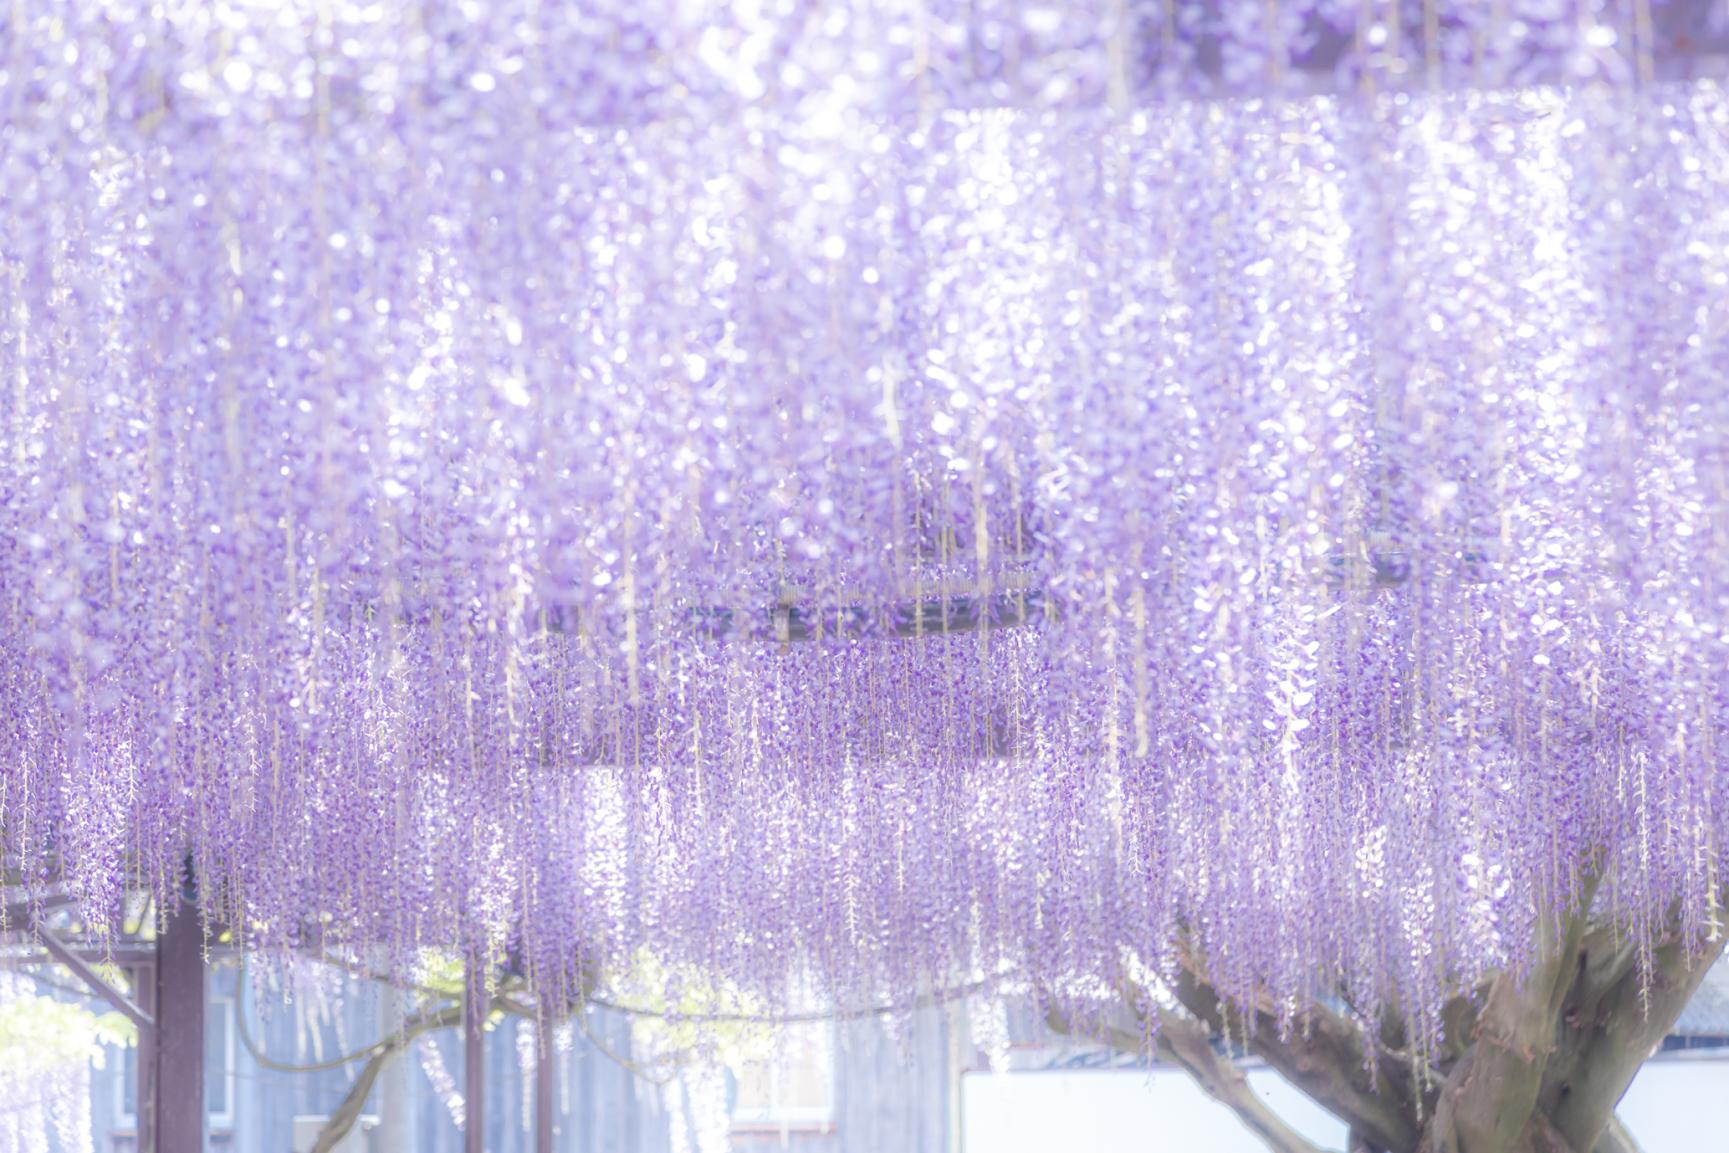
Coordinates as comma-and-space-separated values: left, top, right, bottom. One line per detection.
1072, 883, 1728, 1153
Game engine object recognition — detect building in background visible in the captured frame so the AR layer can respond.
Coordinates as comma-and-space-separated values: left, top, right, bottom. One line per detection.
66, 959, 1729, 1153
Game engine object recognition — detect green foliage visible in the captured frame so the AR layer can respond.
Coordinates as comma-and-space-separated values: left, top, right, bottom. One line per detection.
0, 980, 136, 1075
612, 949, 781, 1068
415, 952, 468, 999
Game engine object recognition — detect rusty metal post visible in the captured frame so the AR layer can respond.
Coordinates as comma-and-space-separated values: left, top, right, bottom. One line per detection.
151, 889, 205, 1153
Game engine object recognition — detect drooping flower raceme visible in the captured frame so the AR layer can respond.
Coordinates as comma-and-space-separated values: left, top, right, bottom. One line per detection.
0, 2, 1726, 1041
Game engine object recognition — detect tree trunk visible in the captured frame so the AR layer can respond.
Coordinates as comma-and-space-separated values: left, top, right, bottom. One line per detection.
1081, 887, 1726, 1153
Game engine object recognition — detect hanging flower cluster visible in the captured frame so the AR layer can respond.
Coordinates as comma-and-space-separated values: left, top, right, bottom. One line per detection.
2, 2, 1727, 1038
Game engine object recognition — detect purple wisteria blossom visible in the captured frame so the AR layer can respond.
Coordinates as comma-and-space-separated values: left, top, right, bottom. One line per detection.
0, 2, 1725, 1047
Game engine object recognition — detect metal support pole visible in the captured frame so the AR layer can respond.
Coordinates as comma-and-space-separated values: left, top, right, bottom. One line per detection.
151, 890, 205, 1153
535, 1003, 556, 1153
133, 960, 157, 1153
464, 960, 486, 1153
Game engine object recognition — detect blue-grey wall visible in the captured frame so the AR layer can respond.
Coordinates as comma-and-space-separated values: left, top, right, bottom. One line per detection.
85, 963, 969, 1153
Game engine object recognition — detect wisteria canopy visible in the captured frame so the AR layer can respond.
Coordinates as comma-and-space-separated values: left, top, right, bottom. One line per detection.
1, 0, 1727, 1040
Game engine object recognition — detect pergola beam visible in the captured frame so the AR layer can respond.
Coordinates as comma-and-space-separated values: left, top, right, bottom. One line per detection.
36, 924, 154, 1032
1, 892, 75, 926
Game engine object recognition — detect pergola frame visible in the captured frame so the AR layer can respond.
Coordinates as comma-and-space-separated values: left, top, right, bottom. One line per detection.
7, 884, 569, 1153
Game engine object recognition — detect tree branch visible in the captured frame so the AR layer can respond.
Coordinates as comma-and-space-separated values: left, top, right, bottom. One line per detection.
309, 1001, 467, 1153
1540, 921, 1727, 1153
1425, 871, 1603, 1153
1590, 1115, 1644, 1153
1169, 957, 1419, 1153
1436, 982, 1490, 1069
1046, 1001, 1331, 1153
1531, 919, 1644, 1146
1159, 1012, 1336, 1153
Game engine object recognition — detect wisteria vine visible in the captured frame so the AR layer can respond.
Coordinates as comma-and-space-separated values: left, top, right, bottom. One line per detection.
1, 2, 1727, 1050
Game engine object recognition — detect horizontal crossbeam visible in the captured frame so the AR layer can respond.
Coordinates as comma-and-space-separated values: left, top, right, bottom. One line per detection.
36, 924, 155, 1032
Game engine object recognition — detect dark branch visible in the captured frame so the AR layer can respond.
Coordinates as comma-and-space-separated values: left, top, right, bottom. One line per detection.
1157, 1012, 1335, 1153
1169, 952, 1419, 1153
1590, 1115, 1645, 1153
1426, 871, 1603, 1153
1541, 908, 1728, 1153
308, 1001, 467, 1153
1046, 999, 1330, 1153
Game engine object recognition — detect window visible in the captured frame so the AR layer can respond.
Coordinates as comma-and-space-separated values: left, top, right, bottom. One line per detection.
730, 1022, 836, 1130
206, 994, 236, 1128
